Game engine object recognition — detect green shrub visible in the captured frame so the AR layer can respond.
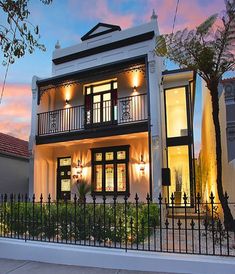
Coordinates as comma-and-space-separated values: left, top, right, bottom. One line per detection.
0, 200, 159, 245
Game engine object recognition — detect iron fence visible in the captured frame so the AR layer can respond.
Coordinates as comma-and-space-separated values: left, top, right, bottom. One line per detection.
0, 192, 234, 257
37, 93, 148, 136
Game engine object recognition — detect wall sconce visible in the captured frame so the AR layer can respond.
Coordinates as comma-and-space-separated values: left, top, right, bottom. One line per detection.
139, 154, 145, 175
133, 86, 137, 93
65, 99, 70, 105
73, 160, 83, 181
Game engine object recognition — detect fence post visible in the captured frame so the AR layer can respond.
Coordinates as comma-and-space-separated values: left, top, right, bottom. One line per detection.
210, 192, 215, 255
158, 193, 163, 252
135, 193, 139, 250
196, 192, 201, 254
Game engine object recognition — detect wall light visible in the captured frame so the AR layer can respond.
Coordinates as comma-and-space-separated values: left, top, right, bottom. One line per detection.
73, 160, 83, 181
65, 99, 70, 105
139, 154, 145, 175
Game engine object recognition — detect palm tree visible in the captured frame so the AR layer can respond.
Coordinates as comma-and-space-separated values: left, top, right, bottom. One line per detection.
155, 1, 235, 230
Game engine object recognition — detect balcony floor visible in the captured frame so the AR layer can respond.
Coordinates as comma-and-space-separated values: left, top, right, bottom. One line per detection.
36, 121, 148, 145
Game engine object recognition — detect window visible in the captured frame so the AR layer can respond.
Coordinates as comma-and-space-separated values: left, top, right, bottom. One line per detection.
168, 145, 191, 204
84, 80, 117, 126
165, 87, 188, 138
92, 146, 129, 194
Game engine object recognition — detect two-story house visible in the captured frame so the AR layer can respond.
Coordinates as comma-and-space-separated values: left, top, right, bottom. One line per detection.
29, 12, 196, 204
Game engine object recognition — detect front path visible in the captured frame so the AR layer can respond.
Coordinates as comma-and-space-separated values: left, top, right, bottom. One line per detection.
0, 259, 174, 274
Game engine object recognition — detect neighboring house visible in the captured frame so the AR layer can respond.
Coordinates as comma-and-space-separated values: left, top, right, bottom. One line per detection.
0, 133, 29, 195
29, 12, 196, 203
201, 77, 235, 215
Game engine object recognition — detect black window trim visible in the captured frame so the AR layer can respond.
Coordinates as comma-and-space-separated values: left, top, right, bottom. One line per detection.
91, 145, 130, 196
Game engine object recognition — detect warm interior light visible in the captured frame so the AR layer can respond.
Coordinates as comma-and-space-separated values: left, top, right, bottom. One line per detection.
139, 154, 145, 175
73, 160, 83, 181
65, 99, 70, 105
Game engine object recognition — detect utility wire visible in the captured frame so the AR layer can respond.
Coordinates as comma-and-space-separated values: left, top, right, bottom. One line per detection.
0, 16, 19, 105
165, 0, 180, 69
0, 58, 10, 104
171, 0, 180, 35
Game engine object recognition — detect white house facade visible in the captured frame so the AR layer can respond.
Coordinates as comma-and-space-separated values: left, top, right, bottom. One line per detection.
29, 13, 196, 204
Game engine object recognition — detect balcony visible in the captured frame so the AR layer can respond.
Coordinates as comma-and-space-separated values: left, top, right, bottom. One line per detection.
37, 94, 148, 137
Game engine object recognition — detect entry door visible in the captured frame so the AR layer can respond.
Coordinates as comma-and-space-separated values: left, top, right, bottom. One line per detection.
57, 157, 71, 200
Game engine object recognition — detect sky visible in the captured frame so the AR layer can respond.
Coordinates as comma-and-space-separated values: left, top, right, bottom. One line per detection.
0, 0, 234, 157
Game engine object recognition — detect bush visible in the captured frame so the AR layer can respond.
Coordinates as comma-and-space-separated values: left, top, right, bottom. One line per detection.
0, 200, 159, 245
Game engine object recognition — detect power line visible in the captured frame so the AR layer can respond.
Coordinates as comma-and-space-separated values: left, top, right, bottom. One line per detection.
171, 0, 180, 35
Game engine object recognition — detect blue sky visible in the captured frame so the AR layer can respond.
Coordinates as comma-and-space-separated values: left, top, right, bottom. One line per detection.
0, 0, 234, 156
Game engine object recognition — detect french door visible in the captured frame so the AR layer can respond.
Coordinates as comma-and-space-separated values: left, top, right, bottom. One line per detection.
85, 81, 117, 127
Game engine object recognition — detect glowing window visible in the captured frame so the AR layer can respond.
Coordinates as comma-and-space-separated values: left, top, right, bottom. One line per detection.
165, 87, 188, 138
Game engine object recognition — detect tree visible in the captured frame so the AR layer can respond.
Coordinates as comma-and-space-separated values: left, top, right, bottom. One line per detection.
0, 0, 52, 65
155, 0, 235, 230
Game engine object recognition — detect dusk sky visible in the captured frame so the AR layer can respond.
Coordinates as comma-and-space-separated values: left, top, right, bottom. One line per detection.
0, 0, 234, 156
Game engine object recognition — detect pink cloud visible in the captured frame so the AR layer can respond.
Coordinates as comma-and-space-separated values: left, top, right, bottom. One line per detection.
68, 0, 135, 29
0, 83, 31, 141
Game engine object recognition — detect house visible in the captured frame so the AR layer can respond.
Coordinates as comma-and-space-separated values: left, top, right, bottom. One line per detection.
201, 77, 235, 215
0, 132, 29, 195
29, 11, 196, 203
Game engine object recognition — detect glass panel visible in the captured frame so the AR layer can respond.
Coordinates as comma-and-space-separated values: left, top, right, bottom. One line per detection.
93, 95, 101, 123
86, 87, 91, 94
59, 158, 71, 166
103, 93, 111, 122
113, 82, 117, 89
117, 163, 126, 192
94, 165, 102, 191
165, 87, 188, 137
93, 83, 111, 93
95, 153, 102, 161
105, 152, 113, 161
61, 179, 71, 191
60, 171, 65, 176
105, 164, 114, 191
117, 151, 126, 160
103, 93, 111, 101
168, 146, 191, 205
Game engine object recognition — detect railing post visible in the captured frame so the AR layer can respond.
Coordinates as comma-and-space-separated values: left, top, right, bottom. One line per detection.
210, 192, 215, 255
135, 193, 139, 250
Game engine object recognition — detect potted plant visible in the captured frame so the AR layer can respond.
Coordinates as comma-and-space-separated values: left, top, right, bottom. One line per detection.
174, 168, 182, 205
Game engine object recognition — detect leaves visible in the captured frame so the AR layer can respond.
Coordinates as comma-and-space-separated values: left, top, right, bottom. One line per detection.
0, 0, 53, 65
155, 2, 235, 81
196, 14, 218, 35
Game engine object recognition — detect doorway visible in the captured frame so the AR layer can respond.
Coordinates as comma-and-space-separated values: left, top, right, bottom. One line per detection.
57, 157, 71, 200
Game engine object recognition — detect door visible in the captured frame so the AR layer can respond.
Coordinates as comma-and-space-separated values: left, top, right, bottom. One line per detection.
57, 157, 71, 200
84, 81, 117, 127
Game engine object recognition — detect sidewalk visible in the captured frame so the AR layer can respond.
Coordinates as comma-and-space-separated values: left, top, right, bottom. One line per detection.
0, 258, 173, 274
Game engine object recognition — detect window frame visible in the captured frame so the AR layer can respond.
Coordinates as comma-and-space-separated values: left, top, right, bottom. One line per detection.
84, 80, 118, 127
91, 145, 130, 195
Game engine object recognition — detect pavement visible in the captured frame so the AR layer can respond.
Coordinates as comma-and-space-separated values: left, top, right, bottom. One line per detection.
0, 258, 174, 274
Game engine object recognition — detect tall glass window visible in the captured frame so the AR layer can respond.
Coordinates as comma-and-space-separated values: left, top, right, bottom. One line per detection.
165, 87, 188, 138
92, 146, 129, 194
168, 145, 191, 204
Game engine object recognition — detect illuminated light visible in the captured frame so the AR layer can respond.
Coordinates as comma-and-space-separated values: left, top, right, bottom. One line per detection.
176, 100, 179, 104
133, 74, 139, 88
73, 160, 83, 181
65, 99, 70, 105
139, 154, 146, 175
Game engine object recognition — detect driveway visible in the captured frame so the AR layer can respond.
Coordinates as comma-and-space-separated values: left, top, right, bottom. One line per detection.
0, 258, 174, 274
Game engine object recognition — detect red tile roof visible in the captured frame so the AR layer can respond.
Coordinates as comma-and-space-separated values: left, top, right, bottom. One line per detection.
0, 132, 29, 159
222, 77, 235, 83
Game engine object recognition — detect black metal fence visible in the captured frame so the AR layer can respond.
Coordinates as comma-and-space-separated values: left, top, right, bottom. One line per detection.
37, 93, 148, 136
0, 192, 234, 257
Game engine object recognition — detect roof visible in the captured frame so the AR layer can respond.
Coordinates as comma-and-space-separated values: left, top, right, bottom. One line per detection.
222, 77, 235, 83
0, 132, 29, 159
81, 22, 121, 41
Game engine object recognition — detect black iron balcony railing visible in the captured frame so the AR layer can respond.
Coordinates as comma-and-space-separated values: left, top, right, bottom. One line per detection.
37, 93, 148, 136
